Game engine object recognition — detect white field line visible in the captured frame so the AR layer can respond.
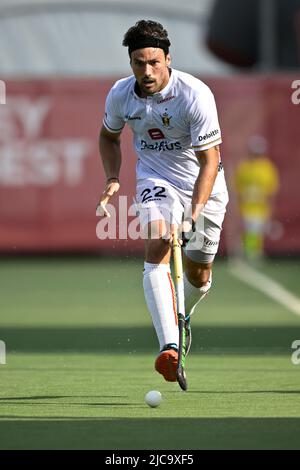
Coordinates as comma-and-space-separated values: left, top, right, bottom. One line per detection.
228, 259, 300, 317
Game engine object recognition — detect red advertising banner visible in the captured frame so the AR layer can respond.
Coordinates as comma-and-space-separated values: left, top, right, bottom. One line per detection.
0, 77, 299, 254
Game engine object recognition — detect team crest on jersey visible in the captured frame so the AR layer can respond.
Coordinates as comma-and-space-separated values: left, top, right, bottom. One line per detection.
160, 109, 173, 129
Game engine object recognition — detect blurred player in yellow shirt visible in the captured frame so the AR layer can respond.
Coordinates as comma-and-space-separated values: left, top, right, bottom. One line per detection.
235, 136, 280, 260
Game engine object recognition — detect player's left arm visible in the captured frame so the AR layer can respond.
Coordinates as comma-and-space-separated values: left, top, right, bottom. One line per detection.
187, 86, 222, 226
191, 145, 220, 221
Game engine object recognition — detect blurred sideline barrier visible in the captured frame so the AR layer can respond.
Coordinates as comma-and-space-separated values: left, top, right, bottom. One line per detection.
0, 76, 299, 255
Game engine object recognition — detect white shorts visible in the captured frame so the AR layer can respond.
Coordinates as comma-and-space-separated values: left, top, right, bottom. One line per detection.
136, 176, 229, 263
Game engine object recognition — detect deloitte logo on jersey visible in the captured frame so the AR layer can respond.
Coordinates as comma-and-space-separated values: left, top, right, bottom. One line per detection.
141, 140, 182, 151
198, 129, 219, 142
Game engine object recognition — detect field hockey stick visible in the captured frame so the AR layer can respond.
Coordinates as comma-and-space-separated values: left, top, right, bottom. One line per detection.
172, 230, 188, 391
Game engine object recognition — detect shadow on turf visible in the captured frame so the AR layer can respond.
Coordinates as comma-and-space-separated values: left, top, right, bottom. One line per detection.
0, 395, 127, 401
0, 403, 143, 407
1, 326, 300, 354
1, 391, 300, 407
0, 396, 141, 406
184, 390, 300, 394
0, 396, 73, 401
0, 418, 299, 449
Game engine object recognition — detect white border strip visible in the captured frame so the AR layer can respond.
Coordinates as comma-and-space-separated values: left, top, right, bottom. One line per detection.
228, 259, 300, 317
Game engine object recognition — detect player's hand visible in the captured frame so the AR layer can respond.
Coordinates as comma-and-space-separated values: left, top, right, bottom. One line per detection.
96, 179, 120, 218
180, 218, 195, 247
164, 219, 195, 247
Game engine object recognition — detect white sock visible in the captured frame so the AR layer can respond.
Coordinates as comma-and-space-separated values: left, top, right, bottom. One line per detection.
143, 262, 179, 351
183, 272, 212, 317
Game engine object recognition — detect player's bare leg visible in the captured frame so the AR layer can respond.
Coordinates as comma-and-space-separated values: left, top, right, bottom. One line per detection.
183, 255, 212, 287
143, 220, 179, 381
182, 254, 213, 354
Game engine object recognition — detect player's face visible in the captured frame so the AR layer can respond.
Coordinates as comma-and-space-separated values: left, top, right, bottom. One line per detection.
130, 48, 171, 97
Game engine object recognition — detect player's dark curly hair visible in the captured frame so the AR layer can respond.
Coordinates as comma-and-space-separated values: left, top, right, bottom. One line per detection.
123, 20, 171, 56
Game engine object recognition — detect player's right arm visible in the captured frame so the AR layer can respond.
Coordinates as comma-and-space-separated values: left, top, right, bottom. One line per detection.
97, 125, 122, 217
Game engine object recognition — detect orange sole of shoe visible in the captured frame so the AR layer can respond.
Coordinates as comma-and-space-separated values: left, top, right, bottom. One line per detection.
155, 349, 178, 382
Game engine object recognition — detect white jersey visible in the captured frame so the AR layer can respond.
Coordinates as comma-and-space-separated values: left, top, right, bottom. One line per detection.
103, 68, 227, 195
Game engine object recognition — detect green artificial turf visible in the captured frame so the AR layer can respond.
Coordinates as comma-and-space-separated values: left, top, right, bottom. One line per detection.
0, 257, 300, 449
